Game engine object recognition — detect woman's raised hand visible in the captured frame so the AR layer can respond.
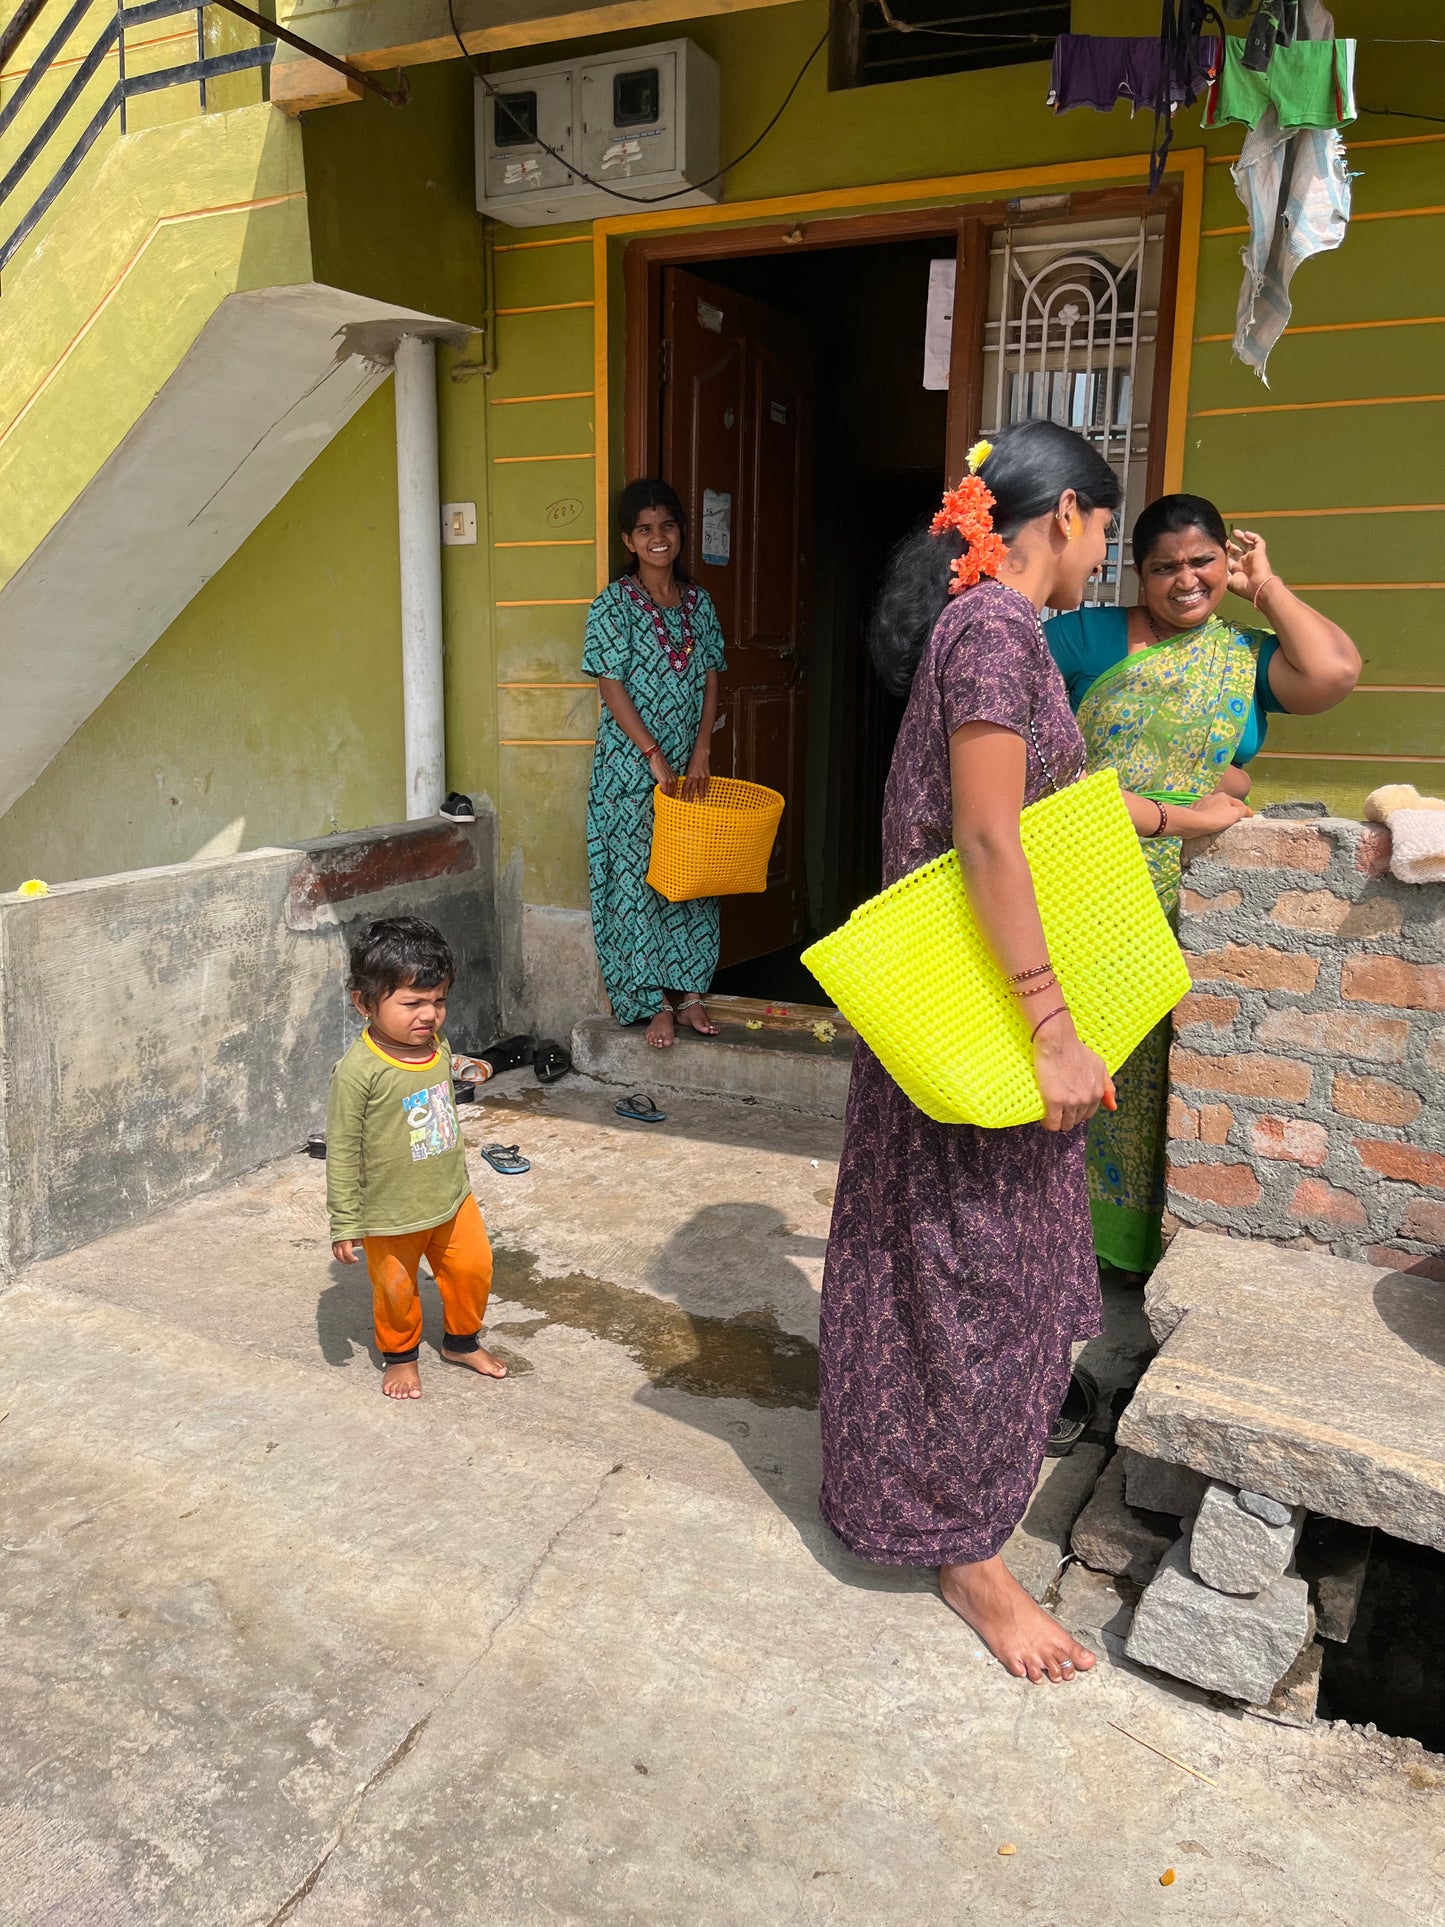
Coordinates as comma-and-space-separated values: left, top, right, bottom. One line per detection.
1226, 527, 1274, 603
1033, 1015, 1110, 1133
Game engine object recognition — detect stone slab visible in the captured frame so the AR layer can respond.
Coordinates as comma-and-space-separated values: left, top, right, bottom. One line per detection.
1052, 1560, 1138, 1657
1117, 1231, 1445, 1552
1189, 1479, 1304, 1596
1126, 1535, 1313, 1705
1070, 1451, 1179, 1584
1247, 1640, 1325, 1730
1124, 1449, 1209, 1519
1296, 1517, 1375, 1643
572, 1005, 853, 1118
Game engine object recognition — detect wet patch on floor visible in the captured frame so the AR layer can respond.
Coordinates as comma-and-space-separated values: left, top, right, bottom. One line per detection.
492, 1247, 818, 1409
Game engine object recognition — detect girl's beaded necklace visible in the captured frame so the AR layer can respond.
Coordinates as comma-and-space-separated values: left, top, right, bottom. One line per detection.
622, 574, 698, 675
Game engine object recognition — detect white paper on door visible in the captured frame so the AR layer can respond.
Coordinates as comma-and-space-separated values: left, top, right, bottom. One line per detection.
923, 257, 956, 391
701, 488, 732, 567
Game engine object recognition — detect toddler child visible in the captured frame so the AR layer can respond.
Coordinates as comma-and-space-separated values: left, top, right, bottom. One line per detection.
327, 915, 506, 1400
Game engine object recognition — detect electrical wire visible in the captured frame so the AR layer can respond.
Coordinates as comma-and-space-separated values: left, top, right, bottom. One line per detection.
451, 0, 836, 207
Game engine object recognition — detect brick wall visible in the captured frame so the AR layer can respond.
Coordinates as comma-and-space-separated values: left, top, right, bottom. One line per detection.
1165, 817, 1445, 1280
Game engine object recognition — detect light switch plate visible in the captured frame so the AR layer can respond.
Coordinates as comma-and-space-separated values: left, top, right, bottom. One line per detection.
442, 502, 477, 545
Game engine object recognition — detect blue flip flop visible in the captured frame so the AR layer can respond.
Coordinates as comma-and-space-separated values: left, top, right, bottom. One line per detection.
479, 1143, 531, 1175
615, 1093, 666, 1124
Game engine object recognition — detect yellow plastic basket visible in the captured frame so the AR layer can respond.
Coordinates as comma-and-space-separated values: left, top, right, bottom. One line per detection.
647, 776, 785, 903
800, 768, 1191, 1128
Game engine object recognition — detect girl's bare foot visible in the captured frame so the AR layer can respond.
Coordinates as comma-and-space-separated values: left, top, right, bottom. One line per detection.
441, 1344, 508, 1380
674, 995, 718, 1036
645, 1007, 675, 1049
939, 1554, 1096, 1683
382, 1360, 422, 1400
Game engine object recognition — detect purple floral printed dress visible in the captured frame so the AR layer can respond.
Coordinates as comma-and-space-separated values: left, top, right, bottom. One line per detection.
819, 579, 1102, 1568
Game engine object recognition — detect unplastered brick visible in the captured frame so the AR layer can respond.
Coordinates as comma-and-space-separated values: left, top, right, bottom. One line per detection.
1250, 1116, 1329, 1166
1168, 1160, 1262, 1207
1188, 944, 1320, 994
1206, 822, 1332, 873
1366, 1245, 1445, 1283
1181, 887, 1244, 916
1168, 1097, 1199, 1141
1199, 1103, 1233, 1146
1356, 1140, 1445, 1190
1290, 1177, 1368, 1229
1341, 956, 1445, 1012
1269, 890, 1351, 935
1403, 1197, 1445, 1246
1355, 826, 1393, 877
1171, 1047, 1312, 1103
1330, 1074, 1423, 1128
1256, 1008, 1410, 1064
1173, 992, 1241, 1033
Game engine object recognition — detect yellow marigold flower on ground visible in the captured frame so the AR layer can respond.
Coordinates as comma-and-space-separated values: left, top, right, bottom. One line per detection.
17, 879, 49, 898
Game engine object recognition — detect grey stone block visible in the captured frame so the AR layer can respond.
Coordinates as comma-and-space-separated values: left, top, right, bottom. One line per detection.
1189, 1480, 1305, 1596
1247, 1640, 1325, 1729
1239, 1490, 1293, 1529
1070, 1452, 1179, 1585
1052, 1561, 1138, 1655
1296, 1517, 1374, 1643
1125, 1535, 1313, 1704
1124, 1449, 1209, 1519
1117, 1232, 1445, 1553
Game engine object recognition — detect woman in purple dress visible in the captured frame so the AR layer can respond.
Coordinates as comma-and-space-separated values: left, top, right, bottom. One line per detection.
820, 421, 1123, 1684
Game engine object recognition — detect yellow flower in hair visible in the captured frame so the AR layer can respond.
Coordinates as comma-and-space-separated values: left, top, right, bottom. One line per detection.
966, 439, 993, 474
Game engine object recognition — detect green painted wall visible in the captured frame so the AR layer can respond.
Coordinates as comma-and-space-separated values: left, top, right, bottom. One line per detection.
0, 386, 408, 885
5, 0, 1440, 896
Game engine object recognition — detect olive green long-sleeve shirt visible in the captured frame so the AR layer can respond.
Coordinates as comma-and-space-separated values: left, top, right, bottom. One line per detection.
325, 1030, 471, 1241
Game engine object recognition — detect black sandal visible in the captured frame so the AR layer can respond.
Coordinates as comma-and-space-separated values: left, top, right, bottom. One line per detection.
1045, 1367, 1099, 1458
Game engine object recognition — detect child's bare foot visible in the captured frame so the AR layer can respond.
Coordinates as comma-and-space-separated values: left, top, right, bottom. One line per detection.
939, 1554, 1096, 1683
441, 1343, 508, 1380
645, 1007, 675, 1049
382, 1360, 422, 1400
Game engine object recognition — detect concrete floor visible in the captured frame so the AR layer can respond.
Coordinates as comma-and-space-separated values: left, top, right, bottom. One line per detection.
2, 1072, 1441, 1926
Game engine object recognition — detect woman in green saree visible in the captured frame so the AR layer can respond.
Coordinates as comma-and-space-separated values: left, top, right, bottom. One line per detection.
1045, 493, 1360, 1277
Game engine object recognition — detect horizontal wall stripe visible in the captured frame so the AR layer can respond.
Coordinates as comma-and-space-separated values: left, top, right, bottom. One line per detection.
1204, 203, 1445, 239
1291, 581, 1445, 590
489, 390, 594, 405
1194, 392, 1445, 417
1196, 314, 1445, 343
491, 452, 594, 464
1354, 685, 1445, 693
1225, 504, 1445, 519
499, 739, 596, 747
497, 682, 594, 689
494, 301, 595, 315
493, 598, 592, 607
491, 236, 592, 252
1256, 749, 1445, 764
1206, 131, 1445, 163
493, 538, 594, 548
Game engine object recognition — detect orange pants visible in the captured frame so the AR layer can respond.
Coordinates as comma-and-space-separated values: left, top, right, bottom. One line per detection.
363, 1193, 494, 1363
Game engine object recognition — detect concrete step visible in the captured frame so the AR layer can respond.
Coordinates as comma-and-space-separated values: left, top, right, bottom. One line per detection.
571, 996, 855, 1118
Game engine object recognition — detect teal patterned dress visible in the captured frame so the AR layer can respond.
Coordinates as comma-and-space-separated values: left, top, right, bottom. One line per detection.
583, 576, 728, 1025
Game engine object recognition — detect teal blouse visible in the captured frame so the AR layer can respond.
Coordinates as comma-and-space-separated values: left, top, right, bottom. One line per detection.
1044, 605, 1285, 765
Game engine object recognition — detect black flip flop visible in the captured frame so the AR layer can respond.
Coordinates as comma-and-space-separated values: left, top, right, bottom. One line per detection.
1045, 1367, 1100, 1458
533, 1040, 573, 1084
615, 1093, 666, 1124
474, 1035, 536, 1076
478, 1143, 531, 1175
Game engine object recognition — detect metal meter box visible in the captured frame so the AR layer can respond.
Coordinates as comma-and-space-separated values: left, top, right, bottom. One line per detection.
475, 38, 720, 226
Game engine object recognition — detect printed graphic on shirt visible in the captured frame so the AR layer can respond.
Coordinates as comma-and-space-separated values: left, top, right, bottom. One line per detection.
403, 1082, 459, 1161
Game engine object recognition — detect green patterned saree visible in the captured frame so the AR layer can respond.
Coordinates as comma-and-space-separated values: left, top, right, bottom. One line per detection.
1074, 614, 1261, 1274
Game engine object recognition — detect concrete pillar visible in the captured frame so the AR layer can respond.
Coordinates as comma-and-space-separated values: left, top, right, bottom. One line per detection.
394, 333, 444, 819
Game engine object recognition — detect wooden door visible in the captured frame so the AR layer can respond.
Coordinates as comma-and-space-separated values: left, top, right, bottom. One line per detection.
660, 266, 814, 967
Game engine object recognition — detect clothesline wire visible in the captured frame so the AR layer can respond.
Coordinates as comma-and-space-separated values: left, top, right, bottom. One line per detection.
869, 5, 1445, 46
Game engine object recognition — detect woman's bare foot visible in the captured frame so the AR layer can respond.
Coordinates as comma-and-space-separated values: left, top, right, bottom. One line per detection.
441, 1343, 508, 1380
645, 1007, 675, 1049
939, 1554, 1096, 1683
382, 1360, 422, 1400
674, 996, 718, 1037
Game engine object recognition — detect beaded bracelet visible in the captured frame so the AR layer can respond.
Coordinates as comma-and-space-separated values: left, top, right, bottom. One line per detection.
1008, 962, 1053, 986
1015, 976, 1058, 999
1031, 1005, 1069, 1043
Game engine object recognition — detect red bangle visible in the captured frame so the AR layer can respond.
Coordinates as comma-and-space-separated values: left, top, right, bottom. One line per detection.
1155, 800, 1168, 837
1031, 1005, 1069, 1043
1015, 976, 1058, 999
1009, 962, 1054, 985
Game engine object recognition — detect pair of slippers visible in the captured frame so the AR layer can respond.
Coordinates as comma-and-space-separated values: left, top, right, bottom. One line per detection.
471, 1034, 573, 1084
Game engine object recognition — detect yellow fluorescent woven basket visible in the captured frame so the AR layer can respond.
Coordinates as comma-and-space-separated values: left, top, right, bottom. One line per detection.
800, 768, 1192, 1129
647, 776, 785, 903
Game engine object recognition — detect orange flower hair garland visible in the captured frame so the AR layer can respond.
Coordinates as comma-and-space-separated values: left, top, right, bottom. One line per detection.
930, 438, 1007, 594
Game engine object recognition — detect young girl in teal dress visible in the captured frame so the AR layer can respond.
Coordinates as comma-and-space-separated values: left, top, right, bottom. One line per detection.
584, 479, 727, 1050
1044, 493, 1359, 1275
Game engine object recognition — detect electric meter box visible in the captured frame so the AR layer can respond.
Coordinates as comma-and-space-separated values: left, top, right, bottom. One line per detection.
475, 39, 720, 226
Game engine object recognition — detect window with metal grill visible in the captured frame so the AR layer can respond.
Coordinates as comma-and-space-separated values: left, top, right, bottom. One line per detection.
830, 0, 1069, 91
